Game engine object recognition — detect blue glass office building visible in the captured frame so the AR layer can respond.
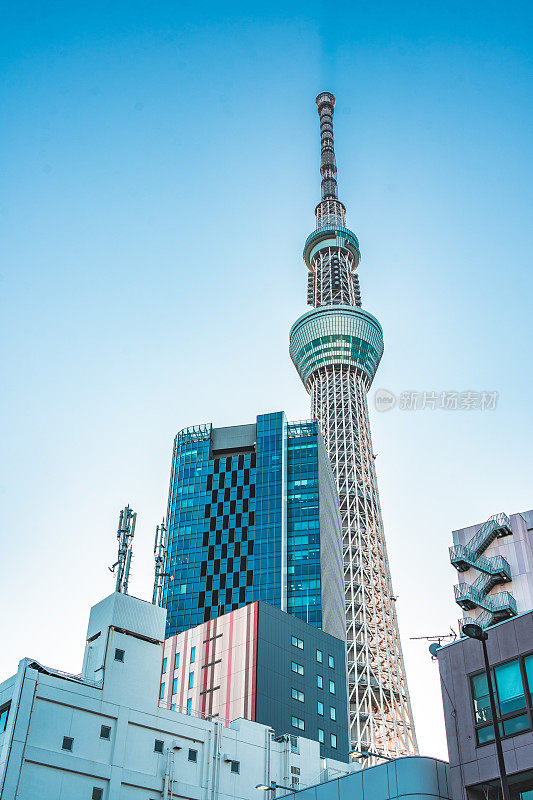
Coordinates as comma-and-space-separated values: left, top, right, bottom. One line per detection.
162, 412, 344, 641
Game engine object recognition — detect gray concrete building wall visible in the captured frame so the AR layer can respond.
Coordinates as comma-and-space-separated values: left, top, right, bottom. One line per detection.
437, 611, 533, 800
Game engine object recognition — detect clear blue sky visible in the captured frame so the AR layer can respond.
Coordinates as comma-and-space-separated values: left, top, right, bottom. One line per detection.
1, 0, 532, 759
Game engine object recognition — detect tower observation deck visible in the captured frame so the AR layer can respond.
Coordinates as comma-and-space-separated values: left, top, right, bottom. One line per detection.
289, 92, 418, 758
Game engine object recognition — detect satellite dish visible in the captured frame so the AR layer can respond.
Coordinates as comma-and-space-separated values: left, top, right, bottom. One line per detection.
429, 642, 441, 658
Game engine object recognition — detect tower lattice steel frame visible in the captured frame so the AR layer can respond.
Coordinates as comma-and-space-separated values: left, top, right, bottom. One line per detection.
289, 92, 418, 757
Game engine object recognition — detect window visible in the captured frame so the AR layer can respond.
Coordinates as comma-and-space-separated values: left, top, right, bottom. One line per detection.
62, 736, 74, 751
100, 725, 111, 740
175, 652, 180, 670
230, 760, 240, 773
317, 701, 324, 716
188, 748, 198, 762
329, 680, 335, 695
494, 661, 526, 715
187, 698, 192, 715
330, 706, 336, 721
328, 655, 335, 669
291, 661, 304, 675
162, 657, 167, 674
291, 777, 300, 789
0, 703, 10, 733
114, 648, 125, 662
160, 683, 165, 700
190, 646, 196, 663
316, 649, 323, 663
470, 653, 533, 746
331, 733, 337, 749
291, 767, 301, 776
291, 636, 304, 650
173, 678, 178, 695
291, 716, 305, 731
317, 675, 323, 690
290, 734, 299, 754
318, 728, 324, 744
188, 672, 194, 689
154, 739, 164, 753
291, 688, 304, 703
92, 789, 103, 800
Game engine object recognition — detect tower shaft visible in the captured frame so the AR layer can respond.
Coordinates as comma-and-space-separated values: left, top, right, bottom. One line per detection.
290, 92, 417, 757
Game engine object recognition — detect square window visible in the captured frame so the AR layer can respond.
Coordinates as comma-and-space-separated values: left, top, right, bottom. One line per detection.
318, 728, 324, 744
328, 655, 335, 669
291, 688, 304, 702
330, 706, 336, 721
188, 748, 198, 762
291, 636, 304, 650
154, 739, 164, 753
114, 648, 125, 663
317, 675, 323, 690
331, 733, 337, 749
291, 661, 304, 676
231, 760, 240, 773
92, 789, 104, 800
316, 650, 323, 663
317, 701, 324, 716
329, 680, 335, 695
62, 736, 74, 751
100, 725, 111, 740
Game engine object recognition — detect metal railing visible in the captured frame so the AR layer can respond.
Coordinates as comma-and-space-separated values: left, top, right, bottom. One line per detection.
454, 584, 517, 616
465, 512, 512, 559
449, 546, 511, 579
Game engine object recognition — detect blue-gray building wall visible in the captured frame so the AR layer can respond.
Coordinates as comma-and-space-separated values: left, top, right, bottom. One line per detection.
437, 611, 533, 800
255, 603, 349, 763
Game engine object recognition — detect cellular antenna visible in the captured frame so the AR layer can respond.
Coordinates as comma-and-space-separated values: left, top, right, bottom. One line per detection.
109, 505, 136, 594
153, 517, 168, 606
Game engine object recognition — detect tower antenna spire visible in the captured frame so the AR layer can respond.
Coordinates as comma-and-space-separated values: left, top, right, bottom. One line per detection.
316, 91, 338, 200
314, 92, 347, 229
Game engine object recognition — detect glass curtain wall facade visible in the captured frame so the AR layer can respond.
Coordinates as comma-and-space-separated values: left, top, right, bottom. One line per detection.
287, 422, 321, 629
162, 412, 344, 640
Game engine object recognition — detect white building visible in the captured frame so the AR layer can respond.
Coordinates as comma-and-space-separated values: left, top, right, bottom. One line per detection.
450, 508, 533, 630
0, 593, 353, 800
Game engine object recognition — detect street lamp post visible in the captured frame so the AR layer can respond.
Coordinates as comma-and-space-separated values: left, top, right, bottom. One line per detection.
462, 623, 511, 800
256, 782, 294, 795
350, 748, 395, 763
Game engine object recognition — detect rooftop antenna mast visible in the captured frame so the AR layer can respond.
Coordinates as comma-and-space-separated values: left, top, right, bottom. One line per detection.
410, 629, 457, 660
153, 517, 168, 606
109, 505, 136, 594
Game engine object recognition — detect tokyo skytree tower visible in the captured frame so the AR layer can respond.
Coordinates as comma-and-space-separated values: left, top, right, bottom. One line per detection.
289, 93, 417, 757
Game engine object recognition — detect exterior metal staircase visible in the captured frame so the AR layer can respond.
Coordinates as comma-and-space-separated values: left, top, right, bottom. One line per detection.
449, 512, 515, 629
